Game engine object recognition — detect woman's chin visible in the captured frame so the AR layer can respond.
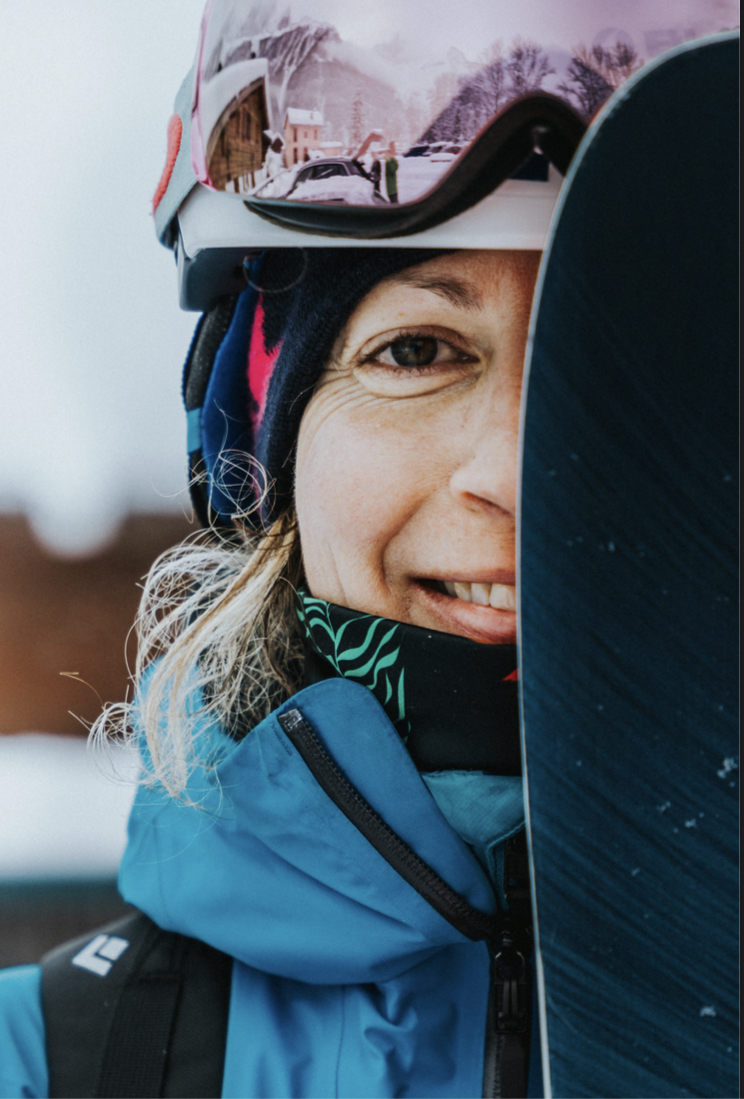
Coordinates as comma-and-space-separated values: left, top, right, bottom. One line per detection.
412, 581, 518, 645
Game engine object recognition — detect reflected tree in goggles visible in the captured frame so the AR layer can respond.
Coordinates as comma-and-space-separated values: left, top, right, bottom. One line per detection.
190, 0, 738, 230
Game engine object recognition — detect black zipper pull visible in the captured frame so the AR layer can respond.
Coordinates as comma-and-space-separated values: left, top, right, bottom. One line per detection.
482, 928, 532, 1098
482, 829, 534, 1099
493, 929, 530, 1035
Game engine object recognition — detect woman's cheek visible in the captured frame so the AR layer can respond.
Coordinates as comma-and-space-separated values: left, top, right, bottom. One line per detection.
296, 401, 405, 599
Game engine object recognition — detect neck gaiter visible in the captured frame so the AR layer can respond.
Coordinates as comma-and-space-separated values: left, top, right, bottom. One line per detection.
297, 590, 521, 775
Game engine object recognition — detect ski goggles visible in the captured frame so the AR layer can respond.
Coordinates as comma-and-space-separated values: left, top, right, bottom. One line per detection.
166, 0, 737, 309
189, 0, 733, 236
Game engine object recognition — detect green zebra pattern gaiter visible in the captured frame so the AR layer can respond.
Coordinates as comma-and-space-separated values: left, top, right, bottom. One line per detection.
296, 590, 521, 774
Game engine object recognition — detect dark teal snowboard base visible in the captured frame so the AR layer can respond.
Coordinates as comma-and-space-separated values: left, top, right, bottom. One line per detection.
520, 33, 738, 1099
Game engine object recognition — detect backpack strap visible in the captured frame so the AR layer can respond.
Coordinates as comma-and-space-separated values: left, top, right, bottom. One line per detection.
41, 910, 232, 1098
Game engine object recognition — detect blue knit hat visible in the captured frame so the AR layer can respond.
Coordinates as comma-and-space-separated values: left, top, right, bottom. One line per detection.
183, 248, 449, 529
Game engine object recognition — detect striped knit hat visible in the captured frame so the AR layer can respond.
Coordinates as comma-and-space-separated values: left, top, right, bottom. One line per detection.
183, 248, 449, 529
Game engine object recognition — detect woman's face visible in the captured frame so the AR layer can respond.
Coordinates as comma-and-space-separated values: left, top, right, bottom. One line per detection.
295, 249, 540, 645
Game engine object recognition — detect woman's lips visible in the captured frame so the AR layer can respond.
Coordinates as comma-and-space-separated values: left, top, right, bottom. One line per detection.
414, 578, 517, 644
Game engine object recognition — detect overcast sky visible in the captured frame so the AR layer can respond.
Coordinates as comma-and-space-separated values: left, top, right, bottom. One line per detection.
0, 0, 205, 553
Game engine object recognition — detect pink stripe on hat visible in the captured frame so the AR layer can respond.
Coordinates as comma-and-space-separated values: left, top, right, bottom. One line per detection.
247, 296, 282, 431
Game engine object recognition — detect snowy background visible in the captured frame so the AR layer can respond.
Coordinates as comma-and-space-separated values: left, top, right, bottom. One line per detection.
0, 0, 206, 557
0, 1, 205, 885
0, 735, 139, 881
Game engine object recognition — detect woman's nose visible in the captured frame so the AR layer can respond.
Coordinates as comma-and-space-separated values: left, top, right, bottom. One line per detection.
448, 378, 521, 516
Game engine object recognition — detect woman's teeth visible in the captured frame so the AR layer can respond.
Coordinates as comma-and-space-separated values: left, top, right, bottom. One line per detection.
442, 581, 516, 611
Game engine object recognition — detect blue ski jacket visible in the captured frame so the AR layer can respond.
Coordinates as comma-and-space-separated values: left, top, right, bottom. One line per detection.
0, 678, 536, 1098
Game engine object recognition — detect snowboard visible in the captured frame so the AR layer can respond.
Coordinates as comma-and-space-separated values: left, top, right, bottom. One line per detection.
519, 33, 738, 1099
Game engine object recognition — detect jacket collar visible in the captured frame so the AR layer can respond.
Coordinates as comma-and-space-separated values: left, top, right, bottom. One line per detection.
119, 679, 496, 985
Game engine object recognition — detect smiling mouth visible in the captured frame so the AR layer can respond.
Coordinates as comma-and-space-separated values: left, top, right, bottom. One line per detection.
434, 580, 516, 611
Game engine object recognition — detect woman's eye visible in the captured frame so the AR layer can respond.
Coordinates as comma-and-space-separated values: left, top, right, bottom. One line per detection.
374, 336, 464, 369
350, 329, 477, 397
385, 336, 439, 367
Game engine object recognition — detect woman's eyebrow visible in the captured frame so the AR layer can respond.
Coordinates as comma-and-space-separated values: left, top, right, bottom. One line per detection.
395, 273, 484, 312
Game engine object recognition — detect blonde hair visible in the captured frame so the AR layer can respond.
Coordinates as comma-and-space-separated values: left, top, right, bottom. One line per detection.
93, 507, 304, 798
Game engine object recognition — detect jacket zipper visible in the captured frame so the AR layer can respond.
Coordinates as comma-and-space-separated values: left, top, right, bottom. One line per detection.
482, 925, 531, 1098
278, 708, 498, 941
277, 707, 532, 1096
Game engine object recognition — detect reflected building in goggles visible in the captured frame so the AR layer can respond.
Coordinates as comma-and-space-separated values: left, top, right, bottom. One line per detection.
284, 108, 324, 166
201, 57, 272, 193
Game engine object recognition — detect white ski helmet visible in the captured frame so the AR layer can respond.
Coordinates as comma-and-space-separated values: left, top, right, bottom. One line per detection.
153, 0, 739, 311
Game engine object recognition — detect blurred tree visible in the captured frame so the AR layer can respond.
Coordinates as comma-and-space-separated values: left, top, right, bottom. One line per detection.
422, 39, 555, 145
506, 39, 554, 96
350, 88, 366, 149
558, 41, 643, 119
583, 41, 643, 88
557, 57, 613, 118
